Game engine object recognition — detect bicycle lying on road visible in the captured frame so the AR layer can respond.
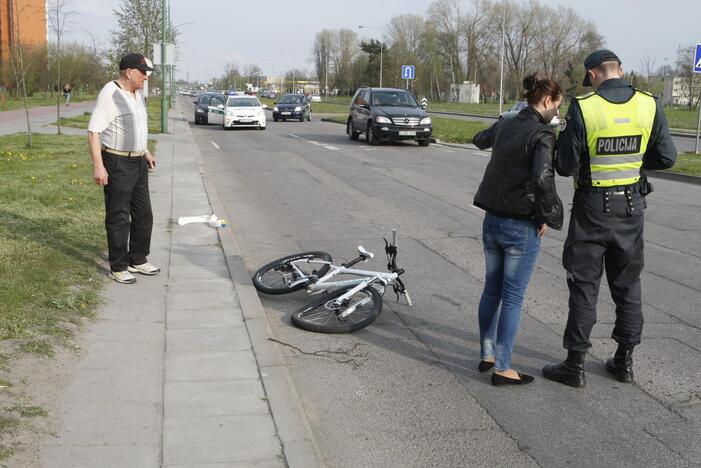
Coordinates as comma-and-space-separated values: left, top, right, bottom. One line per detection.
252, 230, 412, 333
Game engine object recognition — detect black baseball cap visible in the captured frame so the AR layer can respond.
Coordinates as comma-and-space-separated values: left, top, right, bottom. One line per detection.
119, 53, 154, 72
582, 49, 621, 86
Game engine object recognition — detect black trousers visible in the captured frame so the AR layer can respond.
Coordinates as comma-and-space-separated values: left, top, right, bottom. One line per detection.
102, 152, 153, 272
562, 189, 645, 351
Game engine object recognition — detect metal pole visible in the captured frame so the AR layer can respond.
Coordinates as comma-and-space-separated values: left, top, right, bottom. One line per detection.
690, 97, 701, 154
380, 41, 383, 88
160, 0, 167, 133
498, 2, 505, 114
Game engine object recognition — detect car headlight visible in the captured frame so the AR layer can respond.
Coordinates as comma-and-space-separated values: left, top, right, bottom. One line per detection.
196, 108, 205, 113
420, 117, 431, 125
294, 106, 302, 112
273, 106, 278, 112
375, 116, 392, 124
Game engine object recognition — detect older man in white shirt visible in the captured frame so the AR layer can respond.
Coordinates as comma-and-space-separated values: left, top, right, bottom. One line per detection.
88, 53, 159, 284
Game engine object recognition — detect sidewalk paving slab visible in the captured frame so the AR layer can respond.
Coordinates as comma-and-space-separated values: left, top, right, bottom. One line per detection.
37, 103, 322, 467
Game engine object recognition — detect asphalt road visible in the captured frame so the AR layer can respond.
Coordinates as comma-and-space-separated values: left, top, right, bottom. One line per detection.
188, 104, 701, 468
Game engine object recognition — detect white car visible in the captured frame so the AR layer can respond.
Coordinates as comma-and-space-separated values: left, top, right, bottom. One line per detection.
309, 94, 321, 102
223, 95, 267, 130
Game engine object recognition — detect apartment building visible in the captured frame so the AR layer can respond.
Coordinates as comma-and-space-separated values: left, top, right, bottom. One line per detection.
0, 0, 47, 86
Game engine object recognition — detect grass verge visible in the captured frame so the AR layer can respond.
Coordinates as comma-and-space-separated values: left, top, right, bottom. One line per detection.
323, 115, 488, 144
668, 152, 701, 176
0, 133, 104, 345
0, 132, 107, 462
55, 97, 163, 134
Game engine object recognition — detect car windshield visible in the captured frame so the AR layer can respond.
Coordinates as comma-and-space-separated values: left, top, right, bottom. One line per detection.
278, 95, 303, 104
511, 102, 528, 112
227, 98, 260, 107
370, 91, 418, 107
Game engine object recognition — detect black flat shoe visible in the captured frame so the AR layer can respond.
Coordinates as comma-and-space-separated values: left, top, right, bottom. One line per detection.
478, 360, 495, 373
491, 371, 534, 386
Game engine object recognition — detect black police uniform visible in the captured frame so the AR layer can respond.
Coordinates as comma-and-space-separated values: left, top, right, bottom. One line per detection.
556, 78, 676, 353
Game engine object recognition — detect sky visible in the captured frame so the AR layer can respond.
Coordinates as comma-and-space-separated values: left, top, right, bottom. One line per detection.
67, 0, 700, 83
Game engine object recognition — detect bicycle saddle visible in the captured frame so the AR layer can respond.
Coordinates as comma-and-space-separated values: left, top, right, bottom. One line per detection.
357, 246, 374, 259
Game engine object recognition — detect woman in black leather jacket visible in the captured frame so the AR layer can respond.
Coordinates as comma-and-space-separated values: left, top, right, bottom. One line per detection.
471, 75, 564, 386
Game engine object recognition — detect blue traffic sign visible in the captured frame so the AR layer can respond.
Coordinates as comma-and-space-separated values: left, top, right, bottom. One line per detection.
694, 44, 701, 73
401, 65, 415, 80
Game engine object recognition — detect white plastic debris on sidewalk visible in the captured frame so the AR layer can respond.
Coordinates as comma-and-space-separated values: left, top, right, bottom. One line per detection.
177, 214, 227, 228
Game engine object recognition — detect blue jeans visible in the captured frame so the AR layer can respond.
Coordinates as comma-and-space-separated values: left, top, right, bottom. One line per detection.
478, 213, 541, 371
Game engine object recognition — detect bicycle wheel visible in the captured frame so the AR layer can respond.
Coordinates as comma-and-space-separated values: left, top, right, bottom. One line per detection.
252, 251, 332, 295
291, 285, 383, 333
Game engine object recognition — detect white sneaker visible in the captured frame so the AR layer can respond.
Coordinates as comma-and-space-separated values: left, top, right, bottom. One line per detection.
109, 270, 136, 284
128, 262, 161, 275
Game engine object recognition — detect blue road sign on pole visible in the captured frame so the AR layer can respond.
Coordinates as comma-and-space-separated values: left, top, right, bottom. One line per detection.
401, 65, 415, 80
694, 44, 701, 73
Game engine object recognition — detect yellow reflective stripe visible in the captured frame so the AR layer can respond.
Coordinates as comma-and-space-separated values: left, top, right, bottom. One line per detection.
591, 161, 643, 173
590, 154, 644, 165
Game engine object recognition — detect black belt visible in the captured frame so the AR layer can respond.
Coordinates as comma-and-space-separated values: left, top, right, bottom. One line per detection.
576, 183, 642, 194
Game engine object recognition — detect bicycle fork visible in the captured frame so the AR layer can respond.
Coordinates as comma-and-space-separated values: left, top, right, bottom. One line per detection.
335, 279, 375, 319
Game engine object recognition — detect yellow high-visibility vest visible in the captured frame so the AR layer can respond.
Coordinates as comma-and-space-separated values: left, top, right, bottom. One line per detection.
576, 90, 656, 187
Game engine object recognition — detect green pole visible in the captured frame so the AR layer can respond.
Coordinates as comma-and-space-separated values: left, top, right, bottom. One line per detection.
160, 0, 168, 133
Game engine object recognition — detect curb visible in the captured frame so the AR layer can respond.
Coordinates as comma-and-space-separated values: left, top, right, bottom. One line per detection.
647, 169, 701, 185
182, 110, 325, 468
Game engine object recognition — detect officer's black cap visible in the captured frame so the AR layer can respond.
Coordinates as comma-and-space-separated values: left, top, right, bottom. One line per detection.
119, 53, 154, 72
582, 49, 621, 86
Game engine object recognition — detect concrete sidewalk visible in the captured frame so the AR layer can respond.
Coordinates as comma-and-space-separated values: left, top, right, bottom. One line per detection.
39, 105, 321, 467
0, 101, 95, 135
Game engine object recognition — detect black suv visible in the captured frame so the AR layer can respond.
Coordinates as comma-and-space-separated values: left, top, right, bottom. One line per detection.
347, 87, 432, 146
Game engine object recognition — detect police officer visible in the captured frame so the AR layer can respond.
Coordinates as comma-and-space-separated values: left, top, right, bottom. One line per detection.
542, 50, 677, 388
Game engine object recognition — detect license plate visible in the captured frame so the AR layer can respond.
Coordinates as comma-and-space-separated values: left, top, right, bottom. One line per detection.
281, 112, 291, 115
398, 130, 416, 136
240, 119, 251, 123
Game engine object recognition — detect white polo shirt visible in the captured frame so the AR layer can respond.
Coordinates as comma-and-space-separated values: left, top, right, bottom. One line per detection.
88, 81, 148, 152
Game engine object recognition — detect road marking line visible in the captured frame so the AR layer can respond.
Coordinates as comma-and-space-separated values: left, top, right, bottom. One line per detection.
473, 151, 489, 156
442, 149, 454, 153
210, 141, 220, 150
324, 145, 339, 151
288, 134, 304, 140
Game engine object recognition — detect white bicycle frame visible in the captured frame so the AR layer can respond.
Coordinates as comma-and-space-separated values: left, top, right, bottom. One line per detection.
286, 256, 411, 318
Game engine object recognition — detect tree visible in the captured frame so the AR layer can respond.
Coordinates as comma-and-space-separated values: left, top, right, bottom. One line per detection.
427, 0, 465, 83
48, 0, 77, 135
222, 62, 240, 90
244, 64, 262, 87
7, 0, 33, 147
674, 45, 701, 110
312, 30, 334, 95
112, 0, 165, 59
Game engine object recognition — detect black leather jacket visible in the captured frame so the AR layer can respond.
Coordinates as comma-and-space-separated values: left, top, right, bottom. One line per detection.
472, 106, 563, 230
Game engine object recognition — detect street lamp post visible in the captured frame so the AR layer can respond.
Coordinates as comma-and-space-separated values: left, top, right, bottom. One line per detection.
160, 0, 168, 133
498, 2, 506, 115
358, 25, 382, 87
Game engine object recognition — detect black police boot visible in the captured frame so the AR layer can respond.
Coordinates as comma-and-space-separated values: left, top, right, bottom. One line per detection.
542, 351, 586, 388
606, 344, 634, 383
